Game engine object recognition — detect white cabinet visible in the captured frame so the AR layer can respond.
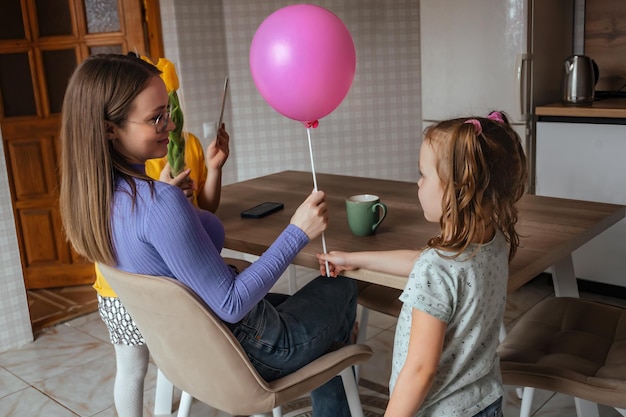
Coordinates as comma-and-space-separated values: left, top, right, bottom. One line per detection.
536, 120, 626, 287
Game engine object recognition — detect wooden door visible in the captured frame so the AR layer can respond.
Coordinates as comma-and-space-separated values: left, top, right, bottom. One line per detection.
0, 0, 163, 289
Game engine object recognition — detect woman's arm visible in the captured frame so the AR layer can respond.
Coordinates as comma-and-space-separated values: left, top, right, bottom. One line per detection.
143, 186, 324, 324
384, 308, 446, 417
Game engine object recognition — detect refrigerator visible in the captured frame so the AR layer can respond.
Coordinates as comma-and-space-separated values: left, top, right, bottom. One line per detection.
420, 0, 575, 192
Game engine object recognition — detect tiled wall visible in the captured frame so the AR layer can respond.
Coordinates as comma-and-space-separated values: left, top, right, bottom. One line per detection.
161, 0, 422, 185
0, 131, 33, 353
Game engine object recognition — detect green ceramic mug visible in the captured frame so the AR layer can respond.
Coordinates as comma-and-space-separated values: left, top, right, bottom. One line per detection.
345, 194, 388, 236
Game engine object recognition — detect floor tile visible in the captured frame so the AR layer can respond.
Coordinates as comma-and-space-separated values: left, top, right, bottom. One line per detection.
64, 311, 111, 344
0, 367, 28, 399
0, 387, 77, 417
34, 354, 117, 417
0, 325, 111, 385
503, 386, 556, 417
33, 351, 158, 416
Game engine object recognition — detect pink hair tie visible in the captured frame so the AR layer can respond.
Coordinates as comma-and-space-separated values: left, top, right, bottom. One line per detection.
464, 119, 482, 136
487, 111, 504, 123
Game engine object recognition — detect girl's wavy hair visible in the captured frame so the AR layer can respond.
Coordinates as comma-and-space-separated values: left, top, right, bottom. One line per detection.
424, 111, 528, 260
59, 53, 161, 265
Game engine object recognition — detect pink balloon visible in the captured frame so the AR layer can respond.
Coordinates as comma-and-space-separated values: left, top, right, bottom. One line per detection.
250, 4, 356, 126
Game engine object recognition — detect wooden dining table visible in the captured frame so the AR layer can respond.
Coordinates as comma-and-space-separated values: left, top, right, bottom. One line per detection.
216, 170, 626, 297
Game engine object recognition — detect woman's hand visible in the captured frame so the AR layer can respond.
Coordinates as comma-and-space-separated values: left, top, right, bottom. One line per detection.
206, 123, 230, 171
317, 251, 358, 277
290, 190, 328, 240
159, 163, 194, 201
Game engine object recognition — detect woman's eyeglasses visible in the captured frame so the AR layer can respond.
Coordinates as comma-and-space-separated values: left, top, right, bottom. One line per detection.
126, 110, 171, 134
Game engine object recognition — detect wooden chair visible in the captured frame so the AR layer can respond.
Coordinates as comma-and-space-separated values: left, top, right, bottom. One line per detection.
99, 264, 373, 417
498, 296, 626, 417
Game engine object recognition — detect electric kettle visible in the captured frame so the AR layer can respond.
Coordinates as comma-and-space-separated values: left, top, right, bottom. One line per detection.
562, 55, 599, 105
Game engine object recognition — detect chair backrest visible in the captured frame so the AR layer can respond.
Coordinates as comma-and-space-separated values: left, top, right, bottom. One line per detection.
98, 264, 279, 414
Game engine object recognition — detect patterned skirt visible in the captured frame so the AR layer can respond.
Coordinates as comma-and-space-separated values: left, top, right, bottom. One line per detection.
97, 294, 145, 346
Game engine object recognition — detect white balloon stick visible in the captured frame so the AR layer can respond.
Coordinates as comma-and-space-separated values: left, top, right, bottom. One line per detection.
306, 127, 330, 277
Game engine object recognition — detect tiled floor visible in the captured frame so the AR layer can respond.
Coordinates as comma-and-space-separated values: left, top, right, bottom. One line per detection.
1, 252, 625, 416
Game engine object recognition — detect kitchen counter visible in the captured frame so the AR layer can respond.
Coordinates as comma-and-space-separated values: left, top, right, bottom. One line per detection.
536, 98, 626, 118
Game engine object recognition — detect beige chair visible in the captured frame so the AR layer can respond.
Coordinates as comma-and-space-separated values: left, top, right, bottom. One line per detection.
155, 262, 309, 416
498, 296, 626, 417
99, 264, 373, 417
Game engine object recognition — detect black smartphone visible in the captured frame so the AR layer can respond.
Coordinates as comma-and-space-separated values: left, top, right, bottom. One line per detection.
241, 202, 284, 218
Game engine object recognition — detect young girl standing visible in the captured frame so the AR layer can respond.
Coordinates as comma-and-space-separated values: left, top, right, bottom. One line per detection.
318, 112, 528, 417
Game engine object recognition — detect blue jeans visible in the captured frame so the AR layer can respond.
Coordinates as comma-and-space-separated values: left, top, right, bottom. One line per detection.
472, 397, 503, 417
229, 275, 358, 417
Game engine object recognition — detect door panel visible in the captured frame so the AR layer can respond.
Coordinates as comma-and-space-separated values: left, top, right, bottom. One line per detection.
1, 0, 162, 289
7, 137, 57, 200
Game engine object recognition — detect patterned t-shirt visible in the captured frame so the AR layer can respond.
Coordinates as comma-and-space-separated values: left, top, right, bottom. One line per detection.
390, 230, 508, 417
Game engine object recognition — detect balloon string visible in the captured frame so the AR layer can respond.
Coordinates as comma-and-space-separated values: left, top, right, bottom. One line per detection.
306, 127, 330, 276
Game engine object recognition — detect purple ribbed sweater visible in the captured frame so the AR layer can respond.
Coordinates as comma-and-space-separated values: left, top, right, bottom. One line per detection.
111, 171, 309, 323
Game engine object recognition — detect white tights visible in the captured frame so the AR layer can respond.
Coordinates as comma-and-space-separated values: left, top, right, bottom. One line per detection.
113, 344, 149, 417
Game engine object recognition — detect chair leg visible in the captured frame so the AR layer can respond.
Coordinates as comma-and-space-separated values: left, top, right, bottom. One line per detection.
272, 405, 283, 416
154, 369, 174, 415
519, 387, 534, 417
574, 398, 599, 417
615, 408, 626, 416
176, 391, 193, 417
340, 367, 365, 417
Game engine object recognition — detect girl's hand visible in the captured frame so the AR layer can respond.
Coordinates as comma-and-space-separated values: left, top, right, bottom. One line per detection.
206, 123, 230, 170
290, 190, 328, 240
159, 163, 195, 201
317, 251, 358, 277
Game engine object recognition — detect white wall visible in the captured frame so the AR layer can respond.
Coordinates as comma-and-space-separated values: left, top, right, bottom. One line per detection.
0, 129, 33, 353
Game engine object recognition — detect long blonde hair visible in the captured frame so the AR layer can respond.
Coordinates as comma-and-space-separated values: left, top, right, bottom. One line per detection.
59, 54, 160, 264
424, 112, 528, 260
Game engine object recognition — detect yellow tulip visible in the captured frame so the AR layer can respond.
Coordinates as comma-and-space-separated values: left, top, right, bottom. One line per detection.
155, 58, 179, 93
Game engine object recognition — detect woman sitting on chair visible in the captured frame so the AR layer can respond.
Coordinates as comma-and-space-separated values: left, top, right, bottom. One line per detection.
59, 53, 357, 417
